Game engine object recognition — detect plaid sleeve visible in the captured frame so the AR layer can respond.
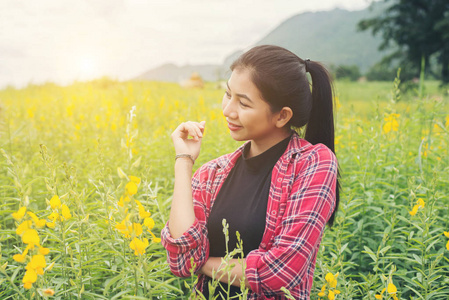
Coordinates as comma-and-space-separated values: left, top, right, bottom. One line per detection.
161, 165, 211, 278
245, 145, 337, 296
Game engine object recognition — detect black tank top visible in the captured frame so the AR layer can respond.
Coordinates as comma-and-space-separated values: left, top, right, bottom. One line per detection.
203, 134, 291, 298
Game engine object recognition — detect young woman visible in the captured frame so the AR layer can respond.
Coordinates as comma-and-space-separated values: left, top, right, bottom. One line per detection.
161, 45, 339, 299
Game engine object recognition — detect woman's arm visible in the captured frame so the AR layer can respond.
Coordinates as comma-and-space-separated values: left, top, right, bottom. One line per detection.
168, 121, 205, 238
199, 257, 251, 289
161, 121, 211, 278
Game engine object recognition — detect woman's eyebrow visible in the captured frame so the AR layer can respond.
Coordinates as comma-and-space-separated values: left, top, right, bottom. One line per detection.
226, 81, 253, 103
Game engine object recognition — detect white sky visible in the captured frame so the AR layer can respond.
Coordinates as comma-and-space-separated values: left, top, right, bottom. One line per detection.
0, 0, 374, 88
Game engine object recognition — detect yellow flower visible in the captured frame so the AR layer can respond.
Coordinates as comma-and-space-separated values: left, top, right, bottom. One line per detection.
46, 221, 56, 229
13, 253, 27, 263
22, 229, 40, 248
136, 200, 151, 219
61, 204, 72, 220
42, 288, 55, 297
115, 217, 131, 238
417, 198, 425, 208
325, 272, 338, 288
12, 207, 27, 221
22, 269, 37, 289
328, 290, 335, 300
129, 237, 149, 255
125, 181, 138, 196
444, 231, 449, 238
27, 212, 46, 228
148, 230, 161, 243
374, 295, 382, 299
118, 195, 130, 207
387, 283, 397, 294
50, 195, 61, 209
382, 113, 400, 134
48, 212, 60, 222
144, 217, 155, 229
129, 176, 141, 185
26, 254, 46, 275
39, 246, 50, 255
409, 205, 419, 216
132, 222, 143, 236
16, 220, 32, 235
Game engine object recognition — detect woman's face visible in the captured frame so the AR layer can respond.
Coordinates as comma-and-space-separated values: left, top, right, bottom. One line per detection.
222, 68, 286, 150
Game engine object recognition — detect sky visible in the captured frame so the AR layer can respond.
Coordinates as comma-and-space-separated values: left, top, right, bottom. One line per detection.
0, 0, 374, 88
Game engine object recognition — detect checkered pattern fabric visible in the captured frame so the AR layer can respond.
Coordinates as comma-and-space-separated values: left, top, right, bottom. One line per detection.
161, 132, 338, 299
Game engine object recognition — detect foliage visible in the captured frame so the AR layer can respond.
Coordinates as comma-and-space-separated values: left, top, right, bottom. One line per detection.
0, 78, 448, 299
358, 0, 449, 84
334, 65, 362, 81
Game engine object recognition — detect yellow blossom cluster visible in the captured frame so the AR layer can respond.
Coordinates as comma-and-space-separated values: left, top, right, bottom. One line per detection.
382, 113, 400, 134
444, 231, 449, 251
114, 175, 160, 256
46, 195, 72, 228
11, 206, 52, 290
409, 198, 425, 216
318, 272, 341, 300
375, 282, 399, 300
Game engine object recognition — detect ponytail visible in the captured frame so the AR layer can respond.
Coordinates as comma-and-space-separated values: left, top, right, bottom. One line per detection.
304, 60, 340, 227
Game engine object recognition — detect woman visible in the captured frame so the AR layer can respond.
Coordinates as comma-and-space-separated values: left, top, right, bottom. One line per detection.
161, 45, 339, 299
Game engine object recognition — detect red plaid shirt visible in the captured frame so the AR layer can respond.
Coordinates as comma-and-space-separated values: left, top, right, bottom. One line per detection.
161, 132, 338, 299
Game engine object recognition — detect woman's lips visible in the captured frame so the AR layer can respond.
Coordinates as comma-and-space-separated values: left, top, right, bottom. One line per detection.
227, 122, 242, 131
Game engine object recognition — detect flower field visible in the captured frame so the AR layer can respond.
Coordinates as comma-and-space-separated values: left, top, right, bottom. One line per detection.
0, 77, 448, 299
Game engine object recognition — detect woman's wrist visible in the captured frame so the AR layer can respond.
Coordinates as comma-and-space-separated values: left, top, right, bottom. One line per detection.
175, 153, 195, 164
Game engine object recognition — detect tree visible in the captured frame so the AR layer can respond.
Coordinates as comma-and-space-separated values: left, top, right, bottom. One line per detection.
358, 0, 449, 84
335, 65, 361, 81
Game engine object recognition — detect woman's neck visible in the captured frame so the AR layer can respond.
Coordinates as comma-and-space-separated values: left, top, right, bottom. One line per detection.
248, 129, 292, 158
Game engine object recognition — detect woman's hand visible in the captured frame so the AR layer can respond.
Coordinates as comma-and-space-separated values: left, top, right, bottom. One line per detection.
171, 121, 206, 161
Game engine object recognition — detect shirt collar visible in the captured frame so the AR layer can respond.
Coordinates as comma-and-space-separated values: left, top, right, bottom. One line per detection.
215, 131, 312, 171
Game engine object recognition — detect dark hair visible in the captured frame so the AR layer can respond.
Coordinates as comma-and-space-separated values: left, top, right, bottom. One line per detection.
230, 45, 340, 227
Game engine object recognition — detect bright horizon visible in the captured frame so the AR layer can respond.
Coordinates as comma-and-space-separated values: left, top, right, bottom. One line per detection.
0, 0, 375, 88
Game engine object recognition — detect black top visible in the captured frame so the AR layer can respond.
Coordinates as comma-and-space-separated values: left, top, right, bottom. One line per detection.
203, 134, 291, 298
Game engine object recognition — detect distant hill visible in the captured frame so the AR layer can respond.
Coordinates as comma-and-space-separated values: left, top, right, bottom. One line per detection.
135, 63, 223, 82
247, 3, 389, 73
137, 3, 390, 82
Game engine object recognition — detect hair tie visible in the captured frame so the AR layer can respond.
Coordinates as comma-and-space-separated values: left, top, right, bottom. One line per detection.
305, 59, 311, 73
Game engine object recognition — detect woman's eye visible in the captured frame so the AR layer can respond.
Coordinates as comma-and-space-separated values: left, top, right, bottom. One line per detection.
239, 101, 249, 108
225, 91, 231, 98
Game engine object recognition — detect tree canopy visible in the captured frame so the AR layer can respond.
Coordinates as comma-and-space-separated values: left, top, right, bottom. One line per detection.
358, 0, 449, 83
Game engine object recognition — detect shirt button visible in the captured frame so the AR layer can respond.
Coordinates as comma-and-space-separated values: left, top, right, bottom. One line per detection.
271, 210, 276, 215
277, 178, 282, 182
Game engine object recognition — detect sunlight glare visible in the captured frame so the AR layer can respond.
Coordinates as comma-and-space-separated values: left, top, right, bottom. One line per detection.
78, 56, 100, 79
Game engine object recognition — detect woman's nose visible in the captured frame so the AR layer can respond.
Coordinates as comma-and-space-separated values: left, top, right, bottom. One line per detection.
222, 98, 237, 119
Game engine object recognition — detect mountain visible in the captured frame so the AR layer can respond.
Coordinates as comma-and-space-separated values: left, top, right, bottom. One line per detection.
247, 3, 389, 73
137, 3, 389, 82
135, 63, 224, 82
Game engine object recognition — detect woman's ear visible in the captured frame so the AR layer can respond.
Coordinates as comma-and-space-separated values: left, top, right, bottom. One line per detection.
275, 107, 293, 128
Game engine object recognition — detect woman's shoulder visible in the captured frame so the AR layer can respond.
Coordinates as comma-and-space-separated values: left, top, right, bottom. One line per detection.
287, 134, 337, 163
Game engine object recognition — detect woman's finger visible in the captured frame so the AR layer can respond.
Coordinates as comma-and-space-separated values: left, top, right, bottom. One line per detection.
173, 121, 205, 140
185, 122, 203, 140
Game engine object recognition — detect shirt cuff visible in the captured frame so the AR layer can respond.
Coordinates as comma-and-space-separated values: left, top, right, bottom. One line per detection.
245, 250, 263, 295
161, 219, 202, 254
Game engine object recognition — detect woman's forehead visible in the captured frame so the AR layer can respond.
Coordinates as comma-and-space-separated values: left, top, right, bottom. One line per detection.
228, 69, 261, 98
